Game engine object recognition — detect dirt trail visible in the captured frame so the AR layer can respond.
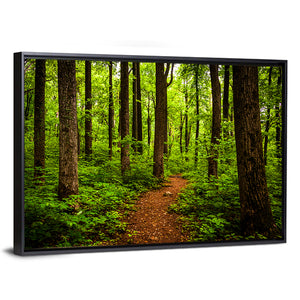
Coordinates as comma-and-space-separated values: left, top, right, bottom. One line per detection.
116, 174, 189, 245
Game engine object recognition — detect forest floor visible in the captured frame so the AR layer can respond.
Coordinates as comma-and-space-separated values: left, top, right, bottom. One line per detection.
114, 175, 189, 246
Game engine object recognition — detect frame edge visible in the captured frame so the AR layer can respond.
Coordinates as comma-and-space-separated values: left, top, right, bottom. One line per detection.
14, 52, 25, 255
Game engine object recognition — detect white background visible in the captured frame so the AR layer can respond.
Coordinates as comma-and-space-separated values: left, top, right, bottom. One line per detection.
1, 1, 299, 299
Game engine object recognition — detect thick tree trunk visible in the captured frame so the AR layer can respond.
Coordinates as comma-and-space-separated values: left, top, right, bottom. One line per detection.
120, 62, 130, 175
58, 60, 78, 199
108, 61, 114, 160
153, 63, 166, 178
208, 65, 221, 178
233, 65, 275, 236
136, 63, 143, 154
34, 59, 46, 182
85, 60, 92, 157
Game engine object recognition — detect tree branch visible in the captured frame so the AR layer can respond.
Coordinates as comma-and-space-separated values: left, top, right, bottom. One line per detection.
164, 63, 170, 78
167, 63, 174, 87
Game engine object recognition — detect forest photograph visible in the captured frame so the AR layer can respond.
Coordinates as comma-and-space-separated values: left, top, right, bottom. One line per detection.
23, 57, 285, 250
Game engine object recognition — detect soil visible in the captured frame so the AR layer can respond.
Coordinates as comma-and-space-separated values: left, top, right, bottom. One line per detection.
114, 174, 189, 246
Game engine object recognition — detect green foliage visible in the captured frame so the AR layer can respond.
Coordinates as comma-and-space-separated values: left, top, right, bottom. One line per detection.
24, 60, 284, 248
169, 169, 241, 242
170, 162, 283, 242
24, 155, 161, 249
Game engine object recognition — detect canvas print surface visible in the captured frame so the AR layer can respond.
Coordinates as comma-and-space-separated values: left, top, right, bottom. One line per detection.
23, 58, 284, 250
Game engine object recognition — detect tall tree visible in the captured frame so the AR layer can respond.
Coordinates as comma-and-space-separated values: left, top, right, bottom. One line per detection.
58, 60, 78, 200
233, 65, 276, 236
275, 67, 282, 157
194, 64, 200, 166
34, 59, 46, 182
153, 63, 166, 178
136, 62, 143, 154
147, 92, 152, 147
108, 61, 114, 160
263, 66, 273, 165
179, 111, 183, 155
85, 60, 92, 157
223, 65, 230, 121
163, 63, 174, 155
132, 63, 138, 150
184, 80, 189, 159
208, 64, 221, 178
120, 62, 130, 175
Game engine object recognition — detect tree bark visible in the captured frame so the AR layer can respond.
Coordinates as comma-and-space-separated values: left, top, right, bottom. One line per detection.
184, 84, 189, 160
208, 65, 221, 178
120, 62, 130, 175
34, 59, 46, 182
163, 63, 174, 155
132, 63, 138, 150
85, 60, 92, 157
108, 61, 114, 160
136, 62, 143, 154
233, 65, 275, 236
163, 73, 168, 155
223, 65, 230, 121
147, 94, 151, 147
58, 60, 78, 199
153, 63, 166, 178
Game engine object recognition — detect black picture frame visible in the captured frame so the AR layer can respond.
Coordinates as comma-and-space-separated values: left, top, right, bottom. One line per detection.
14, 52, 287, 255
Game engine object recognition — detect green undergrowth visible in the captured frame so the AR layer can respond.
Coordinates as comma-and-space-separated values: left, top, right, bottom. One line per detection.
169, 161, 283, 243
24, 155, 161, 249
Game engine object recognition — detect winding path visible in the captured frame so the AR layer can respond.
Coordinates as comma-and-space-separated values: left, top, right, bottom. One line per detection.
117, 174, 189, 245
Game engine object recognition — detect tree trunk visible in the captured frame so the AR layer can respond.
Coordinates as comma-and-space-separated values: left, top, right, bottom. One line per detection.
34, 59, 46, 182
179, 111, 183, 155
77, 123, 80, 157
275, 105, 281, 157
147, 94, 151, 147
184, 85, 189, 160
58, 60, 78, 199
233, 65, 275, 236
136, 62, 143, 154
264, 67, 273, 165
163, 63, 174, 156
194, 64, 200, 166
276, 67, 282, 158
208, 65, 221, 178
153, 63, 166, 178
264, 107, 271, 165
120, 62, 130, 175
132, 63, 137, 150
108, 61, 114, 160
223, 65, 230, 121
85, 60, 92, 157
163, 80, 168, 155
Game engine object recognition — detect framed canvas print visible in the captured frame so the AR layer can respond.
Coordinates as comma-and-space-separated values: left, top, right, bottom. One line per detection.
14, 52, 287, 255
